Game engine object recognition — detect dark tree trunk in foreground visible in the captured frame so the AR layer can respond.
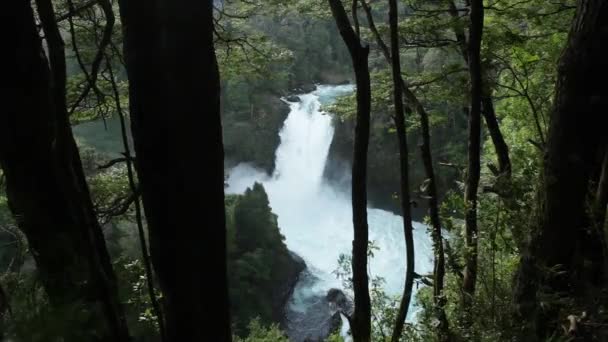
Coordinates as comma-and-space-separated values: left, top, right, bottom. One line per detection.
0, 282, 7, 340
119, 0, 231, 340
462, 0, 484, 328
327, 0, 372, 340
359, 2, 449, 338
387, 0, 415, 340
1, 1, 129, 340
596, 148, 608, 231
514, 1, 608, 339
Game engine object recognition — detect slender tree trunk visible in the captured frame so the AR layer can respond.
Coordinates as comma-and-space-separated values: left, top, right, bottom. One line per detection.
388, 0, 415, 340
447, 1, 469, 63
327, 1, 372, 340
359, 2, 450, 338
449, 1, 511, 177
481, 96, 511, 177
118, 0, 231, 340
462, 0, 484, 329
2, 1, 129, 340
514, 1, 608, 339
105, 59, 167, 341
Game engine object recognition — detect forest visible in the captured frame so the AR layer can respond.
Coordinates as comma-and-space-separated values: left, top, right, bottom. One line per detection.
2, 0, 607, 341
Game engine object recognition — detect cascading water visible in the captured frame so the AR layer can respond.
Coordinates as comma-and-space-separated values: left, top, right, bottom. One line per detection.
226, 85, 433, 341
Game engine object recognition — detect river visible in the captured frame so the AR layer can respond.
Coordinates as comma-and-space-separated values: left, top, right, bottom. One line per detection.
226, 85, 433, 341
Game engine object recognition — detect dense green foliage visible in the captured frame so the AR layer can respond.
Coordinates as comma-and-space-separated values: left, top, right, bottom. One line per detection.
233, 319, 290, 342
3, 0, 607, 341
218, 1, 352, 172
226, 183, 304, 335
0, 159, 301, 340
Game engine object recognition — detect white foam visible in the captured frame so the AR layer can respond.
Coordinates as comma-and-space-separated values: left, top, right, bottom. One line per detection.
226, 85, 433, 326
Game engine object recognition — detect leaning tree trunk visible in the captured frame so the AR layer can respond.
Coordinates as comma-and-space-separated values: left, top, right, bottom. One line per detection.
462, 0, 484, 330
387, 0, 416, 340
448, 1, 511, 177
327, 0, 372, 340
1, 1, 130, 340
118, 0, 231, 340
513, 1, 608, 339
481, 96, 511, 177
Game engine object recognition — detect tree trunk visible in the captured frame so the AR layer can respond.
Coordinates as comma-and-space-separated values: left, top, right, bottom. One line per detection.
0, 282, 7, 340
2, 1, 130, 340
481, 96, 511, 177
359, 2, 450, 338
118, 0, 231, 340
513, 1, 608, 339
327, 1, 372, 341
449, 1, 511, 177
388, 0, 415, 340
596, 148, 608, 231
462, 0, 483, 329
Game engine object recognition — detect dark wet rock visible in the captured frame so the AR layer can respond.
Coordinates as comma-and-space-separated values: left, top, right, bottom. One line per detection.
326, 288, 353, 335
272, 252, 306, 322
283, 273, 355, 342
283, 271, 334, 342
300, 84, 317, 93
286, 95, 301, 102
326, 288, 353, 315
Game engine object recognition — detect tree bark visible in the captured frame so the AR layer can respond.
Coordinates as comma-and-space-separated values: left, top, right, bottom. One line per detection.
327, 1, 372, 341
449, 1, 511, 177
387, 0, 415, 340
118, 0, 231, 340
1, 1, 130, 340
513, 1, 608, 339
596, 148, 608, 231
462, 0, 483, 328
359, 2, 450, 339
481, 96, 511, 177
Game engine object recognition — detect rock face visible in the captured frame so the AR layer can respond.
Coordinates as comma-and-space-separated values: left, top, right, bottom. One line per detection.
324, 114, 405, 215
292, 84, 317, 94
285, 95, 301, 103
223, 92, 291, 174
283, 271, 334, 342
326, 288, 353, 315
272, 252, 307, 322
283, 276, 355, 342
326, 288, 353, 335
324, 113, 447, 220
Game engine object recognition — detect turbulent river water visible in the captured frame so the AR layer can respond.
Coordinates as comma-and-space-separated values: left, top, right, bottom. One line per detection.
226, 85, 433, 341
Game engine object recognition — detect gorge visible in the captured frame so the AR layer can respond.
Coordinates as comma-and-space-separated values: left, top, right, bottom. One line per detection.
226, 85, 433, 341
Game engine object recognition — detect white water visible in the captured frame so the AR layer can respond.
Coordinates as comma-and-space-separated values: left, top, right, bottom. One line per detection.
226, 85, 433, 338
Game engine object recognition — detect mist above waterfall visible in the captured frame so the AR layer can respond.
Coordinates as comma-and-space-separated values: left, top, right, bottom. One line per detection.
226, 85, 433, 340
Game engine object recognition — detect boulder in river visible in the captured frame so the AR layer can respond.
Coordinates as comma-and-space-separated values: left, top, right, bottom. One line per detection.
326, 288, 353, 314
285, 95, 301, 102
326, 288, 353, 335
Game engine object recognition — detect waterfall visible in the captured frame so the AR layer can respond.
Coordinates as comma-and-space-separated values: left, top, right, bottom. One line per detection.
226, 85, 433, 340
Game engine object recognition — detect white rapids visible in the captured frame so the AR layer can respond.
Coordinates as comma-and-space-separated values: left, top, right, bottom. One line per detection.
226, 85, 433, 340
